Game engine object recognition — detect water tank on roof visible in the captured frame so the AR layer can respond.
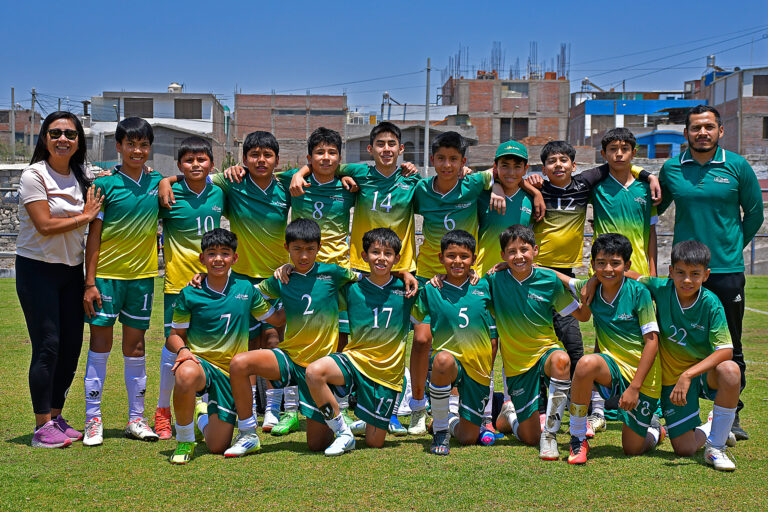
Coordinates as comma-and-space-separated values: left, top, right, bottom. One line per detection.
168, 82, 183, 93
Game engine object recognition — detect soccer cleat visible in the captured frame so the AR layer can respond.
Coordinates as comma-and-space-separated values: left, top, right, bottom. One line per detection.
430, 430, 450, 455
83, 417, 104, 447
539, 431, 559, 460
650, 414, 666, 446
481, 421, 498, 434
325, 432, 355, 456
350, 419, 367, 436
500, 400, 517, 429
388, 415, 408, 436
407, 408, 428, 435
125, 418, 160, 441
31, 421, 72, 449
53, 415, 83, 441
169, 441, 196, 465
224, 431, 262, 458
194, 401, 208, 442
730, 415, 749, 441
153, 407, 173, 440
587, 414, 606, 436
271, 410, 299, 436
478, 426, 496, 446
261, 409, 280, 433
704, 443, 736, 472
341, 409, 356, 427
568, 435, 589, 464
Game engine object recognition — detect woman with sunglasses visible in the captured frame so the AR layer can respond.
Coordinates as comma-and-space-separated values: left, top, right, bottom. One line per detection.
16, 111, 103, 448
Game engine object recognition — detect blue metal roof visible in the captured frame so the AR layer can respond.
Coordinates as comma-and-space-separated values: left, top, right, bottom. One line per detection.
584, 99, 704, 116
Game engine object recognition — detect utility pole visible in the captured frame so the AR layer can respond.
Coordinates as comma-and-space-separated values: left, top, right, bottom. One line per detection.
10, 88, 15, 160
423, 57, 431, 175
58, 97, 61, 111
30, 88, 36, 154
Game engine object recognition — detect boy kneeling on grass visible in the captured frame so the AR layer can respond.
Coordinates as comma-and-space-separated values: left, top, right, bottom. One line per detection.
167, 228, 285, 464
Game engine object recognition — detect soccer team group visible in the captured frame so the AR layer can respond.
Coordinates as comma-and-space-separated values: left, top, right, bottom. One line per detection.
66, 106, 753, 470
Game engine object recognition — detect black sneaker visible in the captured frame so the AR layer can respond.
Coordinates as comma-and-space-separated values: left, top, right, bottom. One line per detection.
430, 430, 450, 456
731, 414, 749, 441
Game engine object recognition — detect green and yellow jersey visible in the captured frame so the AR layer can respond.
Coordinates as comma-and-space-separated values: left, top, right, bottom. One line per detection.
410, 279, 495, 386
160, 180, 224, 294
340, 277, 417, 390
413, 171, 493, 278
639, 276, 733, 386
591, 174, 657, 277
171, 275, 274, 375
94, 167, 163, 279
258, 262, 359, 367
338, 163, 421, 273
659, 147, 764, 273
487, 267, 578, 376
570, 277, 661, 398
476, 188, 533, 275
282, 169, 356, 268
211, 173, 291, 280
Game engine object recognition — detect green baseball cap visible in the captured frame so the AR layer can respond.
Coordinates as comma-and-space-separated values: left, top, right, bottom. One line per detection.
495, 140, 528, 161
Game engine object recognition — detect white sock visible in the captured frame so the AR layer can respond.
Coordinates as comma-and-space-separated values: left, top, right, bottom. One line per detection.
284, 386, 299, 411
156, 346, 176, 409
197, 413, 209, 437
84, 350, 109, 421
591, 389, 605, 417
124, 356, 147, 421
398, 368, 413, 415
326, 413, 352, 436
237, 415, 258, 433
502, 367, 511, 402
545, 378, 571, 434
338, 395, 349, 412
410, 396, 427, 412
569, 402, 589, 441
266, 388, 282, 412
200, 393, 209, 403
429, 383, 451, 432
708, 404, 736, 448
448, 416, 459, 437
251, 385, 258, 415
449, 394, 459, 417
483, 374, 494, 422
696, 420, 712, 438
175, 421, 194, 443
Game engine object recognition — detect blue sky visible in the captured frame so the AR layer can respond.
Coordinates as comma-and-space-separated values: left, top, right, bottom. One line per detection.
2, 0, 767, 115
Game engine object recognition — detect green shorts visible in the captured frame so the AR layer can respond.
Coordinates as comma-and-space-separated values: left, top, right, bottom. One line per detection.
505, 347, 561, 422
431, 351, 490, 426
197, 358, 237, 425
661, 373, 717, 439
330, 353, 398, 430
595, 353, 659, 438
163, 293, 179, 338
269, 348, 323, 423
85, 277, 154, 330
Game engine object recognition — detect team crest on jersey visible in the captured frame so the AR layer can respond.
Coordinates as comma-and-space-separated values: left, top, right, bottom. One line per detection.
456, 203, 471, 209
212, 206, 222, 212
397, 183, 411, 190
714, 176, 730, 184
690, 323, 705, 331
471, 289, 486, 296
634, 197, 646, 206
527, 292, 546, 302
521, 206, 532, 215
148, 189, 159, 196
235, 293, 250, 300
317, 275, 332, 282
272, 201, 287, 208
331, 196, 345, 203
617, 313, 634, 320
392, 290, 406, 296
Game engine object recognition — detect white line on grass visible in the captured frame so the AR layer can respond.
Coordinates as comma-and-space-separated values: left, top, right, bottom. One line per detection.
746, 306, 768, 315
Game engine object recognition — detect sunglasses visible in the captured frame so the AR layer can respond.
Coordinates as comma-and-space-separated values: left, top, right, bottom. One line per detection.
48, 128, 79, 141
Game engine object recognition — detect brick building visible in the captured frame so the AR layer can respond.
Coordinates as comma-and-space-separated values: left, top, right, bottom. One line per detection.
440, 73, 570, 165
685, 66, 768, 155
0, 109, 43, 159
234, 93, 347, 167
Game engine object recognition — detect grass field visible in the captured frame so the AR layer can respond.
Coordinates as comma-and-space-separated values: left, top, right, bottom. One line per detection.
1, 277, 767, 510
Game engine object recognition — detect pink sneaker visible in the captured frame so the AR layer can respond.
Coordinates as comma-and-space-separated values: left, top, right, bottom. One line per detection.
31, 421, 72, 449
54, 415, 83, 441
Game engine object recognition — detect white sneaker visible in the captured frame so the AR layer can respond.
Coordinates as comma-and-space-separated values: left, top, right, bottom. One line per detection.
261, 409, 280, 432
539, 431, 559, 460
83, 417, 103, 447
350, 420, 366, 436
224, 430, 262, 458
325, 432, 355, 456
125, 418, 159, 441
408, 409, 428, 435
704, 443, 736, 471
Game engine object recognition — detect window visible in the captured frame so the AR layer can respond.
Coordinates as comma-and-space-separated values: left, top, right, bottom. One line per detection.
500, 118, 511, 143
124, 98, 153, 118
763, 117, 768, 139
513, 118, 529, 139
175, 99, 202, 119
0, 111, 9, 123
754, 75, 768, 97
501, 82, 528, 99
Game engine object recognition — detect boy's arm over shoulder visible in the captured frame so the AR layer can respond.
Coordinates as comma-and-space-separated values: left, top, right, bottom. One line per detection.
575, 163, 611, 189
634, 284, 659, 336
257, 276, 281, 300
337, 163, 369, 179
637, 275, 665, 296
410, 287, 431, 324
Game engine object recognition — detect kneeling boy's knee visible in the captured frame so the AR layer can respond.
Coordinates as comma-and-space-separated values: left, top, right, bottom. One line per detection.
716, 360, 740, 387
432, 351, 454, 372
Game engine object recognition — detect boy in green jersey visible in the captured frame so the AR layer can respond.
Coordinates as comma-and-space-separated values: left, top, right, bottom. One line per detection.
487, 225, 590, 460
82, 118, 164, 445
224, 219, 361, 455
410, 230, 497, 455
475, 141, 534, 275
304, 228, 418, 455
167, 229, 285, 464
153, 137, 223, 440
566, 234, 664, 465
624, 241, 739, 470
160, 131, 291, 430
